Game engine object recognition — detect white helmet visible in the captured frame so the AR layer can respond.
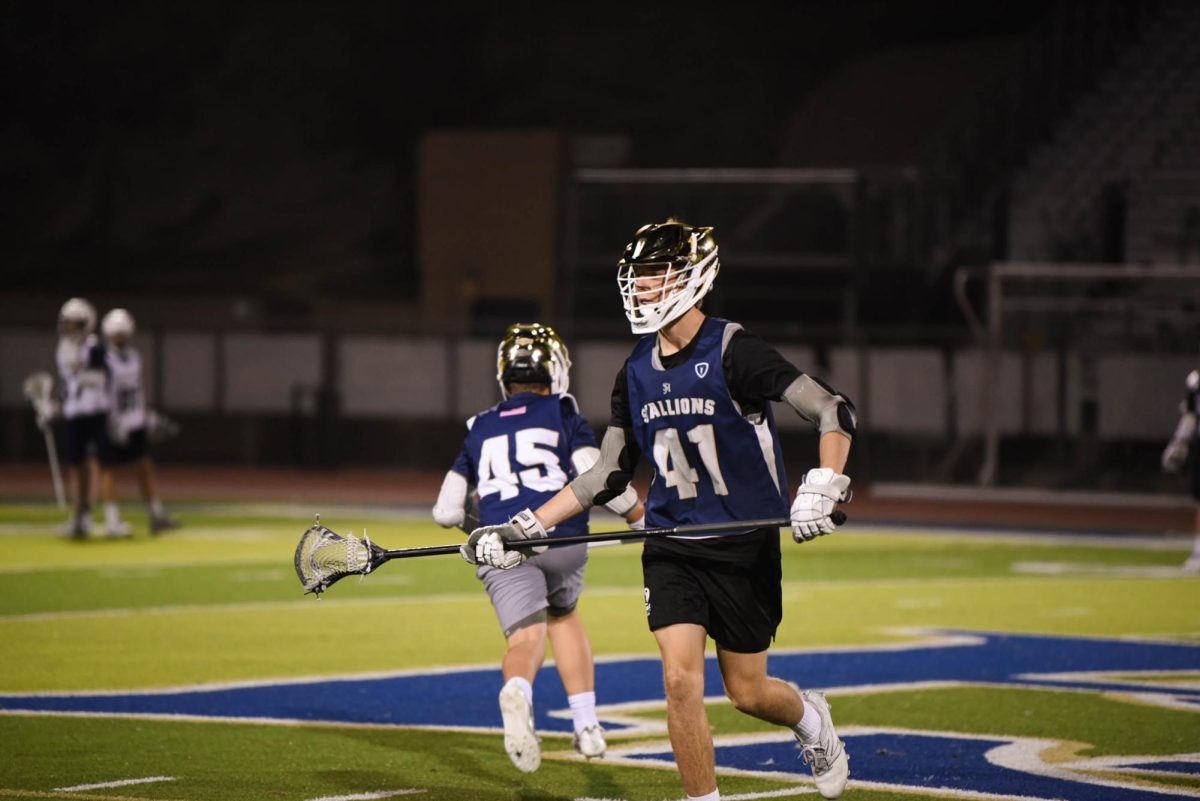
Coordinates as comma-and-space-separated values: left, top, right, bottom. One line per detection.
496, 322, 571, 400
58, 297, 97, 339
616, 220, 720, 334
102, 308, 135, 341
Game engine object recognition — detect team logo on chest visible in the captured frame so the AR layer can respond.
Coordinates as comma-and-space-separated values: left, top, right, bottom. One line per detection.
695, 362, 709, 378
662, 382, 671, 395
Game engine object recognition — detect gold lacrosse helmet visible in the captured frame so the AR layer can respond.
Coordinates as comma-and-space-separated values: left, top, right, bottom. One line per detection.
496, 322, 571, 399
616, 219, 719, 334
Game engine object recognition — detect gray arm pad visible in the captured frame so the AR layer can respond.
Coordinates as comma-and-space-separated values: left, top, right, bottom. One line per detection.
569, 425, 629, 509
782, 375, 855, 439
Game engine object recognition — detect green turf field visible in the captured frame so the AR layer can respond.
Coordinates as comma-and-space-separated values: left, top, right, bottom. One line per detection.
2, 501, 1198, 801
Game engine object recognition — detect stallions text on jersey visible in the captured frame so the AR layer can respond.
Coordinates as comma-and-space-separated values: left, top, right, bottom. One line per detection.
453, 393, 594, 537
105, 347, 147, 433
626, 317, 790, 529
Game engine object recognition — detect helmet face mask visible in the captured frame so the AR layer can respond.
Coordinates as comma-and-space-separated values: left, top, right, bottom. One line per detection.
616, 220, 719, 334
59, 298, 97, 341
496, 323, 572, 400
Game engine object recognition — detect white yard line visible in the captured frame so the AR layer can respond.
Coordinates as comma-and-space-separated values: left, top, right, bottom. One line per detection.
53, 776, 174, 792
305, 790, 424, 801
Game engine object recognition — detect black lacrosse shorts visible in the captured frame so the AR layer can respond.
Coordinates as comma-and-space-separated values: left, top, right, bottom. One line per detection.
641, 527, 783, 654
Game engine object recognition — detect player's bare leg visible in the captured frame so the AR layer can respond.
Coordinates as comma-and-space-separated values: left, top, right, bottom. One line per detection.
719, 650, 849, 798
546, 611, 592, 694
136, 457, 178, 533
1185, 506, 1200, 573
99, 466, 131, 538
503, 620, 547, 682
654, 622, 716, 797
499, 621, 545, 772
547, 609, 605, 758
717, 648, 806, 725
65, 460, 93, 538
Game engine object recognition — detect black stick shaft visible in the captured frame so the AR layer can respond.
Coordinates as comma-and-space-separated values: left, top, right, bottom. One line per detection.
376, 512, 846, 562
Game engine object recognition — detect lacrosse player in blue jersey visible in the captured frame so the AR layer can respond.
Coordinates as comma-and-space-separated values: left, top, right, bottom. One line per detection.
1162, 368, 1200, 573
434, 323, 644, 773
466, 222, 856, 800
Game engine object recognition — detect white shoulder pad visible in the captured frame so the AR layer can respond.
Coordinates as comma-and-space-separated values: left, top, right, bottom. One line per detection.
558, 392, 581, 415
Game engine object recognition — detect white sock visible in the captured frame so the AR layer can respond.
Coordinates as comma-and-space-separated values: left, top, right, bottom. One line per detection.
794, 699, 822, 742
105, 503, 121, 529
567, 691, 599, 733
150, 498, 164, 518
507, 676, 533, 706
687, 790, 720, 801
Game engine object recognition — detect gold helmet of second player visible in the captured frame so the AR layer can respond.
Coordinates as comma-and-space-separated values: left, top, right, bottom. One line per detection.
616, 219, 719, 334
496, 323, 571, 399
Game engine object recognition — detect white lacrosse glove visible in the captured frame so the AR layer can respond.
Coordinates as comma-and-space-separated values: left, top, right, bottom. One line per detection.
460, 509, 548, 569
791, 467, 851, 543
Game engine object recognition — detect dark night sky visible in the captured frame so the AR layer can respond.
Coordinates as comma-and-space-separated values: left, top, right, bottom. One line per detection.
2, 2, 1048, 301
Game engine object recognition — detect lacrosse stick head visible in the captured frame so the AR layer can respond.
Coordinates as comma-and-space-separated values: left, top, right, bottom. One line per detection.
23, 372, 60, 429
145, 410, 181, 443
294, 519, 382, 596
22, 372, 54, 403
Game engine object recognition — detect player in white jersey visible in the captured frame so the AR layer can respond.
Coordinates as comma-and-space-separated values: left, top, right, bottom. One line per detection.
98, 309, 180, 536
1162, 368, 1200, 572
56, 298, 109, 538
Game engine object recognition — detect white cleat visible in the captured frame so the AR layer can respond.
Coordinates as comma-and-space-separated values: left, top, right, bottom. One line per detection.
499, 681, 540, 773
796, 690, 849, 799
106, 521, 133, 539
1182, 556, 1200, 575
572, 724, 606, 759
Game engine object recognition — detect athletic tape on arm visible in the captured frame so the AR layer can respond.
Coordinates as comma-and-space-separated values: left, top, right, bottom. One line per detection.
782, 375, 856, 438
569, 425, 633, 509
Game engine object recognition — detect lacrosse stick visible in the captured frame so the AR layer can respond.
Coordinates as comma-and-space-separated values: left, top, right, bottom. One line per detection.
145, 410, 181, 443
294, 511, 846, 596
22, 372, 65, 508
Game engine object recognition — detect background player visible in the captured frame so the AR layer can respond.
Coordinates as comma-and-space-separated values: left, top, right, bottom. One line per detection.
433, 322, 645, 772
98, 308, 180, 536
466, 221, 855, 800
55, 297, 109, 538
1161, 368, 1200, 572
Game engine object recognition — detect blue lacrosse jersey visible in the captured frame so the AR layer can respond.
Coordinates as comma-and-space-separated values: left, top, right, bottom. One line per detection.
626, 317, 790, 528
452, 392, 594, 537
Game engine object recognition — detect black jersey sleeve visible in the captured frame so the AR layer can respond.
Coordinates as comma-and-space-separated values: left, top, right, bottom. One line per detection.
723, 329, 804, 404
610, 358, 634, 429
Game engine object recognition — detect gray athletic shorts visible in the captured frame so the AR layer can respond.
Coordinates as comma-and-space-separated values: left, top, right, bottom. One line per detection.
477, 543, 588, 637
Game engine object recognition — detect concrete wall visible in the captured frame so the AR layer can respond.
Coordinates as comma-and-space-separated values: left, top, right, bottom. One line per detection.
0, 330, 1186, 443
